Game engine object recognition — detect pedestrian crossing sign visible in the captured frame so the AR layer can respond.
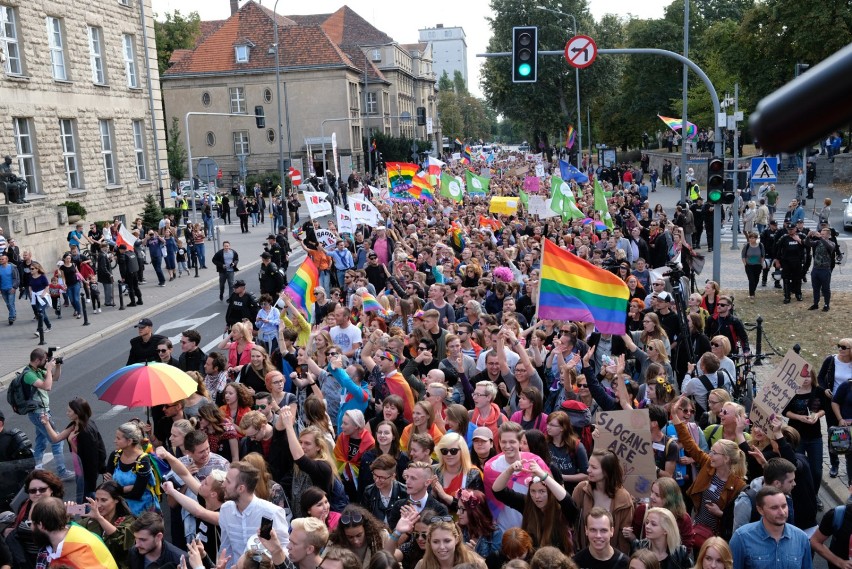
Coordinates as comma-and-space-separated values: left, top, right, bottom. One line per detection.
750, 157, 778, 182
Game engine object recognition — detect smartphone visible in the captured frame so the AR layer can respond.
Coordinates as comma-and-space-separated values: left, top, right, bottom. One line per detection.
66, 503, 88, 516
299, 364, 309, 378
259, 516, 273, 540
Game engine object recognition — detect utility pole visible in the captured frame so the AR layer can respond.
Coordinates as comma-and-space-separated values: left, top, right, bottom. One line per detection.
730, 83, 741, 249
680, 0, 689, 203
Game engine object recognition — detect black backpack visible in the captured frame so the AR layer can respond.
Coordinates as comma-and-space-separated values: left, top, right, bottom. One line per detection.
6, 367, 38, 415
694, 372, 725, 417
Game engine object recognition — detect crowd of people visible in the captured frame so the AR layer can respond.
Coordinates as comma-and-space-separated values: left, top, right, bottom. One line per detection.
0, 147, 847, 569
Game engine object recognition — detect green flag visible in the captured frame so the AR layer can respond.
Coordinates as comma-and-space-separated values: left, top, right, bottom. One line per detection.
550, 176, 574, 214
519, 190, 529, 208
441, 173, 464, 202
465, 170, 490, 194
593, 178, 608, 213
566, 199, 586, 220
604, 211, 614, 230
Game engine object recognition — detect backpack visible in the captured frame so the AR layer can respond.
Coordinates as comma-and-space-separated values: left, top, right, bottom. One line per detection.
112, 450, 164, 504
6, 368, 38, 415
694, 373, 724, 417
561, 399, 594, 453
829, 426, 852, 455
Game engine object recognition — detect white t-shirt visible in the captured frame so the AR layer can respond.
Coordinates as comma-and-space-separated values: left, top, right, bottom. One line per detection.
833, 356, 852, 396
475, 347, 520, 372
330, 324, 362, 353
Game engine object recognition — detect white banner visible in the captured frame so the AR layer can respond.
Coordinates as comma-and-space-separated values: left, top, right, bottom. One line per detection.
303, 191, 333, 219
535, 164, 545, 178
331, 132, 340, 179
528, 195, 557, 219
315, 228, 337, 249
349, 194, 383, 227
336, 207, 354, 234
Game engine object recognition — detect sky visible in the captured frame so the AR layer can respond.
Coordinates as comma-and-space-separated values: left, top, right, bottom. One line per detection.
152, 0, 670, 97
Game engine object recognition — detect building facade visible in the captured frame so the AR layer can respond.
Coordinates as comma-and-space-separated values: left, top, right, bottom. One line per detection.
0, 0, 167, 260
162, 2, 439, 184
418, 24, 467, 89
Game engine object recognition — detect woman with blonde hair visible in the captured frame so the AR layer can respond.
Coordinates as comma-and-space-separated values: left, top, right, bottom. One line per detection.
671, 396, 747, 549
308, 330, 336, 368
168, 418, 196, 456
181, 372, 211, 418
400, 400, 444, 451
634, 312, 671, 354
627, 477, 694, 550
704, 402, 751, 447
218, 321, 255, 369
629, 507, 692, 569
622, 334, 675, 386
701, 388, 732, 429
415, 519, 485, 569
708, 335, 736, 387
431, 432, 484, 512
241, 451, 286, 508
692, 537, 732, 569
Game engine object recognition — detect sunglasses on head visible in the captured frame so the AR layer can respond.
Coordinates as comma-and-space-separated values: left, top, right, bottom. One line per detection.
340, 512, 364, 527
440, 447, 461, 456
429, 516, 453, 523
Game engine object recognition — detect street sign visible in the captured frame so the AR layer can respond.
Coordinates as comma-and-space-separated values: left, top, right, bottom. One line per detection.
197, 158, 219, 183
564, 35, 597, 69
750, 156, 778, 182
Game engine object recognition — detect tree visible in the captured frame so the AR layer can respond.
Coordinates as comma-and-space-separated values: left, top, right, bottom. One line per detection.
453, 70, 468, 95
438, 71, 453, 92
140, 193, 162, 230
166, 117, 187, 185
154, 10, 201, 75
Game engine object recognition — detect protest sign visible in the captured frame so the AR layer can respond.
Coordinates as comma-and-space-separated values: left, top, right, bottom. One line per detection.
303, 191, 333, 219
349, 194, 383, 227
489, 197, 518, 215
535, 164, 545, 178
523, 176, 541, 193
595, 409, 657, 498
749, 349, 810, 432
315, 228, 337, 249
513, 165, 529, 177
528, 196, 557, 219
336, 207, 354, 234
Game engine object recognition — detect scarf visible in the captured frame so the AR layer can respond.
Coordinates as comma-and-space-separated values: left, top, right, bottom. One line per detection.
385, 371, 416, 422
333, 427, 375, 488
470, 403, 503, 451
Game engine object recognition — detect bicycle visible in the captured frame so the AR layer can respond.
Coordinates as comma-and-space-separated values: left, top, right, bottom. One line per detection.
730, 352, 772, 413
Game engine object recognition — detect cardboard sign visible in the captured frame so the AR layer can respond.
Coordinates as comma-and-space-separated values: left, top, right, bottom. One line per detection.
749, 349, 810, 432
594, 409, 657, 498
528, 195, 557, 219
315, 228, 337, 249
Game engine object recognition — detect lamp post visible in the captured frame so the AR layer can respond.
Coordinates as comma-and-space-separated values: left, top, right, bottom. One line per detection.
272, 0, 290, 230
535, 5, 582, 166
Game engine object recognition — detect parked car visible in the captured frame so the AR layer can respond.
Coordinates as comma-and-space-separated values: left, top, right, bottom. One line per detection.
843, 198, 852, 231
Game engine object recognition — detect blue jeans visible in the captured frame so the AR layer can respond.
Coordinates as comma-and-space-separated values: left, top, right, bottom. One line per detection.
194, 243, 206, 268
33, 299, 51, 329
67, 281, 82, 315
150, 255, 165, 285
28, 411, 69, 476
798, 437, 823, 492
1, 288, 16, 321
319, 269, 331, 293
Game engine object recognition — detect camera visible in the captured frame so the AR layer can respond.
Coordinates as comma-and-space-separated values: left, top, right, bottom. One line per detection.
46, 347, 63, 365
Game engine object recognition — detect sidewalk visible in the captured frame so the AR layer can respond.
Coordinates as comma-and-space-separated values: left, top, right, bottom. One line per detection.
0, 214, 301, 385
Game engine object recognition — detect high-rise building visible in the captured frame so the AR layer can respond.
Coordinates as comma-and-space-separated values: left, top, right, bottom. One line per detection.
418, 24, 467, 88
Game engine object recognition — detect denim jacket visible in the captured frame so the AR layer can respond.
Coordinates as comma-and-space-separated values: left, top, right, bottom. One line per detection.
729, 521, 812, 569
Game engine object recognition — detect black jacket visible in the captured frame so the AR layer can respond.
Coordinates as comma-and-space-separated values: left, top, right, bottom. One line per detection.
258, 261, 282, 295
116, 250, 139, 279
211, 248, 240, 274
225, 291, 259, 327
128, 539, 185, 569
127, 334, 167, 365
387, 494, 448, 530
179, 348, 206, 374
363, 480, 408, 525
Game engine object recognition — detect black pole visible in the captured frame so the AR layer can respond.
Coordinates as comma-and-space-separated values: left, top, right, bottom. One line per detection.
80, 291, 90, 326
755, 315, 763, 365
192, 246, 199, 278
36, 309, 45, 345
118, 281, 125, 310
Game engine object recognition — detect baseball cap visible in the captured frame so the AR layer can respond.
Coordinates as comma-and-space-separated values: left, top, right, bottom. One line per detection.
234, 279, 246, 288
267, 234, 276, 240
472, 427, 493, 441
135, 318, 153, 328
655, 291, 672, 302
260, 252, 271, 259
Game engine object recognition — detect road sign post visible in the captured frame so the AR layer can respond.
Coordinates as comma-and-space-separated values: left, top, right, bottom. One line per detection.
564, 35, 597, 69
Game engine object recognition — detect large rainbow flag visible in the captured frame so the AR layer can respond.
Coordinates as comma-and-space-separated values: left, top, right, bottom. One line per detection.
658, 115, 697, 139
386, 162, 418, 190
409, 173, 435, 201
539, 239, 629, 335
361, 291, 387, 315
49, 524, 119, 569
285, 257, 319, 322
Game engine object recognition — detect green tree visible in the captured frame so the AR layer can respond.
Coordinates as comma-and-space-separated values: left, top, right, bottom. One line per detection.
438, 71, 453, 92
453, 70, 468, 95
154, 10, 201, 75
140, 193, 162, 230
166, 117, 187, 185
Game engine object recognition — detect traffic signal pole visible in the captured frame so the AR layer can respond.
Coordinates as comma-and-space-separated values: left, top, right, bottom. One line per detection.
478, 46, 725, 284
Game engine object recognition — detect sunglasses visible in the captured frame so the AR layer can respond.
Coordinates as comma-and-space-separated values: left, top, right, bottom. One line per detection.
28, 486, 50, 494
717, 304, 730, 308
252, 404, 267, 410
839, 345, 850, 350
710, 343, 721, 348
340, 512, 364, 527
412, 531, 428, 540
429, 516, 453, 523
327, 352, 339, 357
157, 349, 169, 353
679, 407, 695, 415
576, 383, 588, 388
440, 448, 461, 456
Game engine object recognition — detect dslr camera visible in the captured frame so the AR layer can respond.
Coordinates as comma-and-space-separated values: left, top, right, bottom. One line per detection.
46, 347, 63, 365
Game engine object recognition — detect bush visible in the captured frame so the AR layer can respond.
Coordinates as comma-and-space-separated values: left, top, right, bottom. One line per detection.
60, 201, 87, 217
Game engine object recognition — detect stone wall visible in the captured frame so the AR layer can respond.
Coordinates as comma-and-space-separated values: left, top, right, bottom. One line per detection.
832, 154, 852, 183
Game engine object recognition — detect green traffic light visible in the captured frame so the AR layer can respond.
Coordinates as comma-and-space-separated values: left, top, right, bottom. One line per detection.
708, 189, 722, 203
518, 63, 531, 77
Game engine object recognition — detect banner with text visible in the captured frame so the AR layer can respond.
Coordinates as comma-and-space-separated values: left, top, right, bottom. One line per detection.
349, 195, 383, 227
595, 409, 657, 498
749, 349, 810, 432
303, 191, 334, 219
336, 207, 354, 234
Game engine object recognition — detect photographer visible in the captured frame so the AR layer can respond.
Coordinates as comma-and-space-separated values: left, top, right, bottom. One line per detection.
23, 347, 74, 480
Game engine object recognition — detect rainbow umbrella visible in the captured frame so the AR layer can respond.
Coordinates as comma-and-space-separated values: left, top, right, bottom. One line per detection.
94, 362, 197, 409
594, 221, 608, 232
581, 218, 594, 225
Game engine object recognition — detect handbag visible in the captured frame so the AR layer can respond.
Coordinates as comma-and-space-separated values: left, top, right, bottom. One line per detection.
829, 425, 852, 454
691, 522, 715, 550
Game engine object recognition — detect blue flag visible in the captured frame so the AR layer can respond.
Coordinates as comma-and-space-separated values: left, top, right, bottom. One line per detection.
559, 160, 589, 184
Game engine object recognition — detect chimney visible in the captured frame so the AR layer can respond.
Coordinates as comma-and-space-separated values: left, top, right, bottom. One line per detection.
436, 24, 443, 28
230, 0, 239, 16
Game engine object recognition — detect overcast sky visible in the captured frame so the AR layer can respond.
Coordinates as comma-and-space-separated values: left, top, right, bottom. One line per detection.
152, 0, 671, 97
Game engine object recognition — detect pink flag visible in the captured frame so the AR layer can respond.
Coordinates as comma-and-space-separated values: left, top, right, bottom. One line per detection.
523, 176, 540, 193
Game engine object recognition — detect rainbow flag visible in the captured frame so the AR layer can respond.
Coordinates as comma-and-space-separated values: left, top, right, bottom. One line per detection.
449, 223, 465, 251
386, 162, 419, 189
50, 524, 119, 569
370, 139, 377, 152
284, 257, 319, 322
658, 115, 697, 139
463, 145, 473, 163
539, 239, 629, 335
409, 173, 435, 201
454, 137, 463, 146
361, 292, 387, 315
566, 125, 576, 149
478, 215, 503, 232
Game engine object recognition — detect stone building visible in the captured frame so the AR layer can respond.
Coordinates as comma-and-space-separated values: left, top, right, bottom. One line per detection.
0, 0, 167, 261
162, 1, 439, 184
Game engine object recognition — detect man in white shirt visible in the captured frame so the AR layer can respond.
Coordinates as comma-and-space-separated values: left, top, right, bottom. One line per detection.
329, 305, 362, 358
219, 460, 289, 568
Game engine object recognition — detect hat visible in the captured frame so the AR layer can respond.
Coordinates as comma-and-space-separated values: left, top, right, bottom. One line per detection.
769, 219, 778, 225
344, 409, 366, 430
135, 318, 153, 328
234, 279, 246, 287
117, 244, 127, 250
413, 310, 426, 320
472, 427, 493, 441
260, 252, 271, 259
267, 234, 277, 240
655, 291, 672, 302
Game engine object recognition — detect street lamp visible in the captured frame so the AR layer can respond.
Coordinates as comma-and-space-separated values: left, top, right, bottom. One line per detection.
272, 0, 290, 230
535, 5, 582, 166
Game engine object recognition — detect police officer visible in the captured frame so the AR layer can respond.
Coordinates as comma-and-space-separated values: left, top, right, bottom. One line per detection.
774, 222, 806, 303
116, 244, 143, 307
760, 219, 780, 288
225, 279, 259, 329
265, 234, 284, 267
258, 252, 283, 296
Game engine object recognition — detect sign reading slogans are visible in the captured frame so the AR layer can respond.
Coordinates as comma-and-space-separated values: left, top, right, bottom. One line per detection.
749, 349, 809, 432
303, 191, 333, 219
315, 228, 337, 249
595, 409, 657, 498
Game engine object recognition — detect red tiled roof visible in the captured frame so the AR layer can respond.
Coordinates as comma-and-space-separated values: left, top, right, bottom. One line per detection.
164, 1, 355, 76
289, 5, 393, 46
199, 20, 226, 42
338, 44, 388, 84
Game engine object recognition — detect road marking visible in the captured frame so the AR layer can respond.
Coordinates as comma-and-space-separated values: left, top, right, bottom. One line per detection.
100, 405, 128, 420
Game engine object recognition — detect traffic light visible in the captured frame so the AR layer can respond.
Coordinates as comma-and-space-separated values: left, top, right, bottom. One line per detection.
512, 26, 538, 83
706, 157, 724, 204
254, 106, 265, 129
416, 107, 427, 126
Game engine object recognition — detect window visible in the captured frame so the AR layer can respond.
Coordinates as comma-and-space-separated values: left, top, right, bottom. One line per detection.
201, 92, 211, 106
122, 34, 138, 88
88, 26, 106, 84
132, 120, 148, 181
266, 129, 275, 143
235, 45, 249, 63
0, 6, 22, 75
206, 131, 216, 147
371, 49, 381, 62
233, 131, 249, 155
229, 87, 246, 114
99, 119, 117, 185
118, 0, 131, 5
59, 119, 81, 190
12, 118, 37, 194
366, 92, 377, 114
46, 17, 66, 80
263, 88, 272, 103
